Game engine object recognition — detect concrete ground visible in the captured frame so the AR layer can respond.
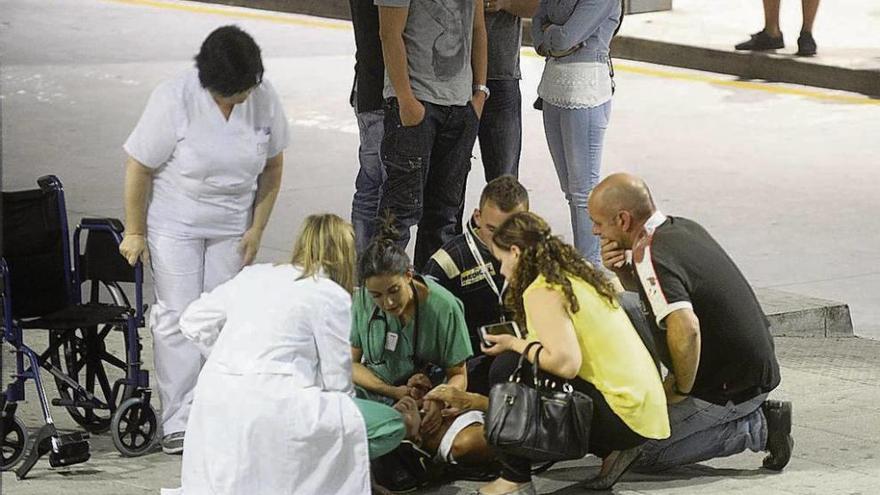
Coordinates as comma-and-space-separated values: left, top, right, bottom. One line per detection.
1, 0, 879, 493
3, 335, 879, 494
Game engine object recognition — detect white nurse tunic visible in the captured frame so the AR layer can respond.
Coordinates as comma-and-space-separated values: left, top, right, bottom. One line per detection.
124, 68, 290, 436
124, 67, 289, 238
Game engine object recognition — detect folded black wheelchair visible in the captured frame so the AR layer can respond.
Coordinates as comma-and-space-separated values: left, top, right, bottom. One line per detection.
1, 175, 157, 478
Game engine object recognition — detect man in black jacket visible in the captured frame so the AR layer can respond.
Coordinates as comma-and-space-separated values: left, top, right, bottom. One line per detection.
423, 175, 528, 394
589, 172, 793, 474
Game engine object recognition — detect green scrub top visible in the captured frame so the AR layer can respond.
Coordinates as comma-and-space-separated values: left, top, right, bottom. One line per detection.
351, 276, 473, 391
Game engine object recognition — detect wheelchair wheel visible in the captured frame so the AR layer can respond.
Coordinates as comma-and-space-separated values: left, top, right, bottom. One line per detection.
1, 416, 28, 470
49, 282, 136, 434
111, 397, 157, 457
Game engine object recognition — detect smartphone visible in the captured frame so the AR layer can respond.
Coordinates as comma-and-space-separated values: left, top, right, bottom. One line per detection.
479, 321, 522, 347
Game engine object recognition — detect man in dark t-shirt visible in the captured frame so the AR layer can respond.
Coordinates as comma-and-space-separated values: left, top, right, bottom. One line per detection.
588, 173, 793, 475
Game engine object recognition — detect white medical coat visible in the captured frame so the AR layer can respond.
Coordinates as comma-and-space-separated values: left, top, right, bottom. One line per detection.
162, 264, 370, 494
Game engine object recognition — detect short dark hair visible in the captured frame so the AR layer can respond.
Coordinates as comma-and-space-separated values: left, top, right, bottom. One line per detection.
195, 25, 264, 96
479, 175, 529, 212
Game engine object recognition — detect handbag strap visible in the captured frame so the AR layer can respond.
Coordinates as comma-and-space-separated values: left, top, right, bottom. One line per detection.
518, 344, 577, 393
510, 342, 544, 388
531, 346, 544, 389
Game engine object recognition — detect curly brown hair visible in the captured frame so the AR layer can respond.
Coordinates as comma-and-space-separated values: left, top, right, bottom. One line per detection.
492, 212, 618, 331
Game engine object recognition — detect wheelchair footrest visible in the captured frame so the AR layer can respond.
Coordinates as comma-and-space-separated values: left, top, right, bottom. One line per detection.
15, 425, 91, 479
49, 432, 91, 468
51, 398, 99, 409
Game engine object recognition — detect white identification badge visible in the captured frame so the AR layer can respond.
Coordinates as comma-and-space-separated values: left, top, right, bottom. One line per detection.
384, 332, 399, 352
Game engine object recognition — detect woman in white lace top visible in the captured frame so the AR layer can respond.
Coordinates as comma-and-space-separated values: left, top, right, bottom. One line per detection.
532, 0, 622, 267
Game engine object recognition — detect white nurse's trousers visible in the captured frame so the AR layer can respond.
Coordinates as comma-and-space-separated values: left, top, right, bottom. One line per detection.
147, 232, 241, 435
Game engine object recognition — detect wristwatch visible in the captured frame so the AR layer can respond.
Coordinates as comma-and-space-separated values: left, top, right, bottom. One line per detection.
473, 84, 490, 99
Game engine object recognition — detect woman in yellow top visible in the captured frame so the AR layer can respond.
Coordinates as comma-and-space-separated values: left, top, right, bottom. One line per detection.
476, 212, 669, 495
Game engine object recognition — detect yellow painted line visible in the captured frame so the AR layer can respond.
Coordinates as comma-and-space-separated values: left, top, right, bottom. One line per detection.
105, 0, 350, 30
106, 0, 878, 105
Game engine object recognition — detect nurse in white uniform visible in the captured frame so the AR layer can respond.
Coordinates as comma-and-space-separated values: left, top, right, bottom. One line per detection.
119, 25, 289, 454
162, 214, 404, 495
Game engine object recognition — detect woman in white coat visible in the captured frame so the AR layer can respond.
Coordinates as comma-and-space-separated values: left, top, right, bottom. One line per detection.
119, 25, 289, 454
162, 214, 406, 495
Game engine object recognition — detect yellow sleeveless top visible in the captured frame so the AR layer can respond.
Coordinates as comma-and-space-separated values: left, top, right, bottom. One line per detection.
524, 274, 670, 440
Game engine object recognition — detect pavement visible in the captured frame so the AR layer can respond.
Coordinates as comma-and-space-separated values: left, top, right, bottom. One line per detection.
1, 0, 879, 493
3, 336, 879, 494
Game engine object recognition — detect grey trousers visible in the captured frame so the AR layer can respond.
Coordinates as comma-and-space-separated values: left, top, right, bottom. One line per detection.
634, 392, 769, 471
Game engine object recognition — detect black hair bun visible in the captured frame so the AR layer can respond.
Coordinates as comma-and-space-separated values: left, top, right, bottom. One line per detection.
374, 211, 401, 245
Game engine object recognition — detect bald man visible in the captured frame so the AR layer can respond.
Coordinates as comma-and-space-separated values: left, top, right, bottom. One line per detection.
587, 173, 793, 473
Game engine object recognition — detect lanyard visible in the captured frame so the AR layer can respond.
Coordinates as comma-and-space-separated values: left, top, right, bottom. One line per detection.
464, 227, 507, 308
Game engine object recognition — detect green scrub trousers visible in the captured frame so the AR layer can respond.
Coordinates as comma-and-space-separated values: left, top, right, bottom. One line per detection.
355, 397, 406, 459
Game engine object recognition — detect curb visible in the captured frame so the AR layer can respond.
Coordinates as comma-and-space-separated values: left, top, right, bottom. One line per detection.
610, 37, 880, 98
198, 0, 350, 20
756, 288, 854, 337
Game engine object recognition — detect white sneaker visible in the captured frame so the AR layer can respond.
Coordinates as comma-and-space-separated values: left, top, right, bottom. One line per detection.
162, 431, 185, 455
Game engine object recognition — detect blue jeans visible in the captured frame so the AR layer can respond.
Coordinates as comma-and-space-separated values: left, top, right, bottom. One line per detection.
634, 393, 768, 472
351, 107, 386, 255
542, 100, 611, 267
378, 98, 479, 270
477, 79, 522, 180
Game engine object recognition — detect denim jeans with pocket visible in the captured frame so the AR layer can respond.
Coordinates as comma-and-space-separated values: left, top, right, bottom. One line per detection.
477, 79, 522, 180
351, 107, 387, 255
542, 99, 611, 267
378, 98, 479, 270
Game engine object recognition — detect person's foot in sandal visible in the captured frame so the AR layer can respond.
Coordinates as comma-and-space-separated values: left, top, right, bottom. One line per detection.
580, 445, 643, 490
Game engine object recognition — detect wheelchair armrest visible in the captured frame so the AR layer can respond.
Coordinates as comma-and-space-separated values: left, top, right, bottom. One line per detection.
73, 220, 146, 321
37, 175, 63, 192
80, 217, 125, 234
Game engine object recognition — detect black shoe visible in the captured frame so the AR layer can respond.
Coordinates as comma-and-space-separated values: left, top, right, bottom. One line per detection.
735, 30, 785, 51
762, 400, 794, 471
443, 462, 502, 482
796, 32, 817, 56
580, 445, 643, 491
371, 451, 419, 493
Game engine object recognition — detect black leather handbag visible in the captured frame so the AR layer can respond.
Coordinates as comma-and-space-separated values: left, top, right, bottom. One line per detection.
485, 342, 593, 462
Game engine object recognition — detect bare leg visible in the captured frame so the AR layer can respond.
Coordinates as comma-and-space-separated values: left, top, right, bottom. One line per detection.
801, 0, 820, 33
450, 425, 494, 465
763, 0, 782, 36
